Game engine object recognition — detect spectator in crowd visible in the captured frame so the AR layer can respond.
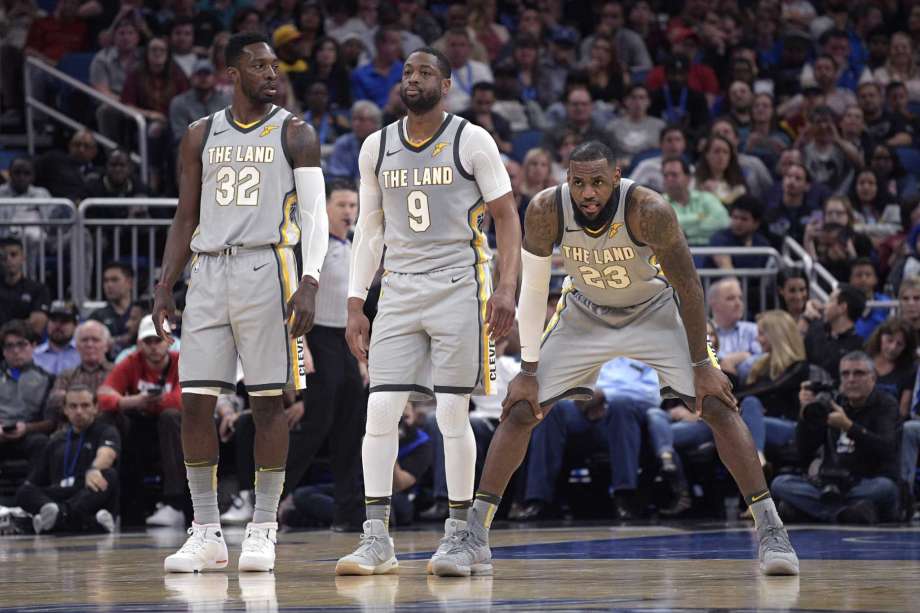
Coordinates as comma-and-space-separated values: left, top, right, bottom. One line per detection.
743, 93, 791, 172
694, 134, 748, 206
489, 60, 546, 133
767, 147, 831, 207
442, 27, 492, 114
380, 82, 407, 125
780, 55, 857, 120
89, 263, 138, 356
543, 26, 580, 106
466, 0, 508, 64
736, 310, 811, 461
889, 224, 920, 297
0, 319, 55, 464
798, 105, 859, 196
90, 16, 142, 140
305, 37, 353, 111
266, 0, 299, 37
430, 2, 487, 64
858, 81, 912, 148
582, 34, 628, 108
775, 267, 818, 335
271, 24, 310, 95
15, 385, 119, 534
706, 276, 763, 376
839, 104, 873, 167
543, 87, 610, 157
96, 315, 183, 527
764, 162, 817, 248
0, 237, 50, 336
0, 157, 53, 271
503, 34, 552, 109
169, 17, 197, 77
708, 119, 775, 202
458, 82, 511, 156
801, 29, 867, 92
209, 31, 233, 96
850, 169, 902, 241
326, 99, 381, 181
626, 0, 665, 58
802, 196, 874, 283
708, 195, 772, 273
18, 0, 88, 106
579, 0, 652, 73
804, 284, 866, 382
34, 130, 102, 204
865, 318, 916, 418
518, 148, 556, 204
721, 81, 754, 141
231, 7, 265, 37
661, 156, 728, 246
395, 0, 441, 45
350, 26, 402, 109
849, 258, 892, 340
649, 55, 711, 137
46, 320, 113, 417
328, 0, 378, 50
899, 276, 920, 340
773, 351, 899, 524
608, 85, 664, 167
519, 357, 666, 521
169, 59, 231, 148
301, 81, 349, 146
869, 143, 918, 203
886, 81, 920, 143
33, 301, 79, 376
631, 125, 687, 192
84, 150, 148, 202
871, 32, 920, 103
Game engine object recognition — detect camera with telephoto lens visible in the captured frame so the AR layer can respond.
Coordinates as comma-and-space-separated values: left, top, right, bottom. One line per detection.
802, 381, 854, 503
802, 380, 838, 425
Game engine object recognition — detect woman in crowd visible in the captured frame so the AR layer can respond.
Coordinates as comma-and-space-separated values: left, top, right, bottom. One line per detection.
870, 143, 919, 202
775, 267, 820, 335
305, 37, 351, 111
850, 169, 903, 243
803, 196, 875, 283
468, 0, 509, 63
744, 93, 791, 173
693, 134, 748, 206
872, 32, 920, 103
865, 317, 917, 418
583, 35, 628, 107
899, 276, 920, 344
519, 147, 557, 203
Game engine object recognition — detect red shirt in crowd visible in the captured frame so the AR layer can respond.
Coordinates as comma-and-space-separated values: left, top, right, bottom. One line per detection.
97, 350, 181, 414
25, 16, 88, 63
644, 63, 720, 97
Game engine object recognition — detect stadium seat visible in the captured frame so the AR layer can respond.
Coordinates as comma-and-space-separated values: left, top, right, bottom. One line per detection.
0, 147, 26, 172
510, 129, 544, 163
896, 147, 920, 176
56, 52, 96, 85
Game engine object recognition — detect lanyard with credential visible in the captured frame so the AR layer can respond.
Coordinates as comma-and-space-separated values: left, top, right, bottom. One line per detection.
455, 64, 474, 96
61, 426, 86, 488
663, 85, 688, 124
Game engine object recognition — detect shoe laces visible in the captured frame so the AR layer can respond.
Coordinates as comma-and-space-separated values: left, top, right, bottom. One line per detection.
353, 532, 383, 556
243, 527, 274, 553
761, 526, 794, 553
177, 527, 208, 556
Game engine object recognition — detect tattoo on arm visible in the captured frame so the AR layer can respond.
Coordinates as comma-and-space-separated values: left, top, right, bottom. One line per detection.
630, 187, 708, 363
522, 188, 559, 257
286, 117, 321, 168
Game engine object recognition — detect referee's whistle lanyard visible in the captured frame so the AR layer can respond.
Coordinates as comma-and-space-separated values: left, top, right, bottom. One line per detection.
663, 85, 688, 124
61, 426, 86, 488
455, 64, 474, 97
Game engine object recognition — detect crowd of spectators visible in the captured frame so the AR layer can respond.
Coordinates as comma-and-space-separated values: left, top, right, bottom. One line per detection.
1, 0, 920, 531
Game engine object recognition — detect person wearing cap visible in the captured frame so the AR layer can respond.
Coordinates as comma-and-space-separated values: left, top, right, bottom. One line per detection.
645, 29, 719, 104
96, 314, 184, 527
168, 57, 231, 147
33, 301, 80, 376
272, 24, 310, 92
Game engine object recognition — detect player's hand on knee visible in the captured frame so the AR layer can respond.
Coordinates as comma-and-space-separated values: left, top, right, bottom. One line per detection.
485, 287, 516, 339
152, 283, 177, 344
345, 310, 371, 363
692, 365, 737, 414
501, 372, 542, 422
287, 282, 318, 338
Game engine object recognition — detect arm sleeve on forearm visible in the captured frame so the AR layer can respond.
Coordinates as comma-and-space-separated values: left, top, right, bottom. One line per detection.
348, 135, 385, 300
294, 167, 328, 282
518, 248, 552, 363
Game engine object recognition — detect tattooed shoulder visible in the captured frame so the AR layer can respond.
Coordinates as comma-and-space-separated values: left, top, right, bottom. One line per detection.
629, 185, 680, 250
523, 187, 560, 256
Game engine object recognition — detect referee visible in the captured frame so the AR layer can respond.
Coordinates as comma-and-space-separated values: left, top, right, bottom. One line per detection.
284, 180, 366, 530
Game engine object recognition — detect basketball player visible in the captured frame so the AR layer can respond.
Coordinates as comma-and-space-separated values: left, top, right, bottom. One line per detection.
434, 141, 800, 577
336, 47, 521, 575
152, 32, 327, 573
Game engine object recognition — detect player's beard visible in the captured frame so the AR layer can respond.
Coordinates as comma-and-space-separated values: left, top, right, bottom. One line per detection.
572, 189, 618, 232
400, 84, 441, 114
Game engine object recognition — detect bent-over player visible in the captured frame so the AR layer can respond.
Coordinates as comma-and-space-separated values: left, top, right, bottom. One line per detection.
153, 32, 328, 573
433, 141, 800, 577
336, 47, 521, 575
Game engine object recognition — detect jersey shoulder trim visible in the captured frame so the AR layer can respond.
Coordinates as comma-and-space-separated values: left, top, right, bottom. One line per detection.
397, 112, 454, 153
374, 125, 388, 176
622, 181, 645, 247
198, 113, 215, 159
453, 118, 475, 181
553, 184, 565, 246
280, 113, 295, 168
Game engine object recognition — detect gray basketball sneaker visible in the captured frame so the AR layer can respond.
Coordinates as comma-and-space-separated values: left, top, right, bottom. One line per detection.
335, 519, 399, 576
426, 518, 466, 574
758, 524, 800, 575
431, 524, 493, 577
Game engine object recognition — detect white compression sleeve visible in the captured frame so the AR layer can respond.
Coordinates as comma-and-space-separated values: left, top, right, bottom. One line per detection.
348, 138, 385, 300
518, 248, 552, 363
294, 167, 328, 282
435, 392, 476, 502
362, 391, 410, 497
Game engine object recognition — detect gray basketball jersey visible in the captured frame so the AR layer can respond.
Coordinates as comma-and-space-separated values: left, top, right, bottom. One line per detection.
555, 178, 669, 308
374, 113, 489, 273
191, 105, 298, 253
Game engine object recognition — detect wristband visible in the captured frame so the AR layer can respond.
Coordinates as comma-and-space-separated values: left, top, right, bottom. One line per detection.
519, 368, 537, 377
691, 357, 712, 368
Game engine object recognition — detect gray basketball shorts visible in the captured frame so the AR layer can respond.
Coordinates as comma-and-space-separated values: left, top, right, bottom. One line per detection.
537, 286, 699, 406
368, 264, 496, 398
179, 246, 307, 393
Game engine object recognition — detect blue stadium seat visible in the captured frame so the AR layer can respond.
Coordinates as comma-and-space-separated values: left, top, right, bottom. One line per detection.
56, 52, 95, 84
0, 148, 26, 172
896, 147, 920, 175
511, 129, 545, 163
36, 0, 55, 13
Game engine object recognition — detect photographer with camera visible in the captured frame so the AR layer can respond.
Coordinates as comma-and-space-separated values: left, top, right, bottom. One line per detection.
96, 315, 184, 527
772, 351, 900, 524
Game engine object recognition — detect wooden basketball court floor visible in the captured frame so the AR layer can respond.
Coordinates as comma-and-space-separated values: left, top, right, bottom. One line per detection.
0, 522, 917, 611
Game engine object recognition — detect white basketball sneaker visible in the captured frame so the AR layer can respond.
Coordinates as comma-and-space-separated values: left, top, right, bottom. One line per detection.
164, 522, 229, 573
238, 521, 278, 572
426, 518, 466, 574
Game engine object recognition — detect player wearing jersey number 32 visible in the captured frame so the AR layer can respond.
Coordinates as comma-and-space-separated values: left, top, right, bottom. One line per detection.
153, 32, 328, 574
337, 47, 521, 576
433, 141, 800, 578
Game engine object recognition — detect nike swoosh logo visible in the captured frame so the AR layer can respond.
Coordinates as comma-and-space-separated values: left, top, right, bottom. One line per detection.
565, 227, 584, 233
253, 263, 270, 271
214, 128, 229, 135
751, 492, 770, 503
450, 276, 464, 284
386, 149, 402, 156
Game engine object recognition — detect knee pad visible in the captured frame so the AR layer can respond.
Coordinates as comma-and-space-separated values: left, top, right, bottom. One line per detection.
365, 391, 410, 436
435, 393, 471, 438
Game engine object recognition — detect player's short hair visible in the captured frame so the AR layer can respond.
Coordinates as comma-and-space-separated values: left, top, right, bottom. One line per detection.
661, 155, 690, 175
569, 141, 615, 167
226, 32, 271, 69
102, 261, 134, 279
407, 47, 451, 79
